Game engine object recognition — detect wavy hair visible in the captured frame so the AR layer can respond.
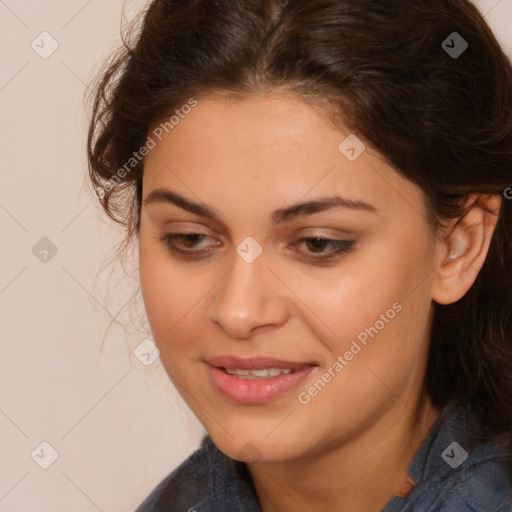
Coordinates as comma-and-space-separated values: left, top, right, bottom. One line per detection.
87, 0, 512, 471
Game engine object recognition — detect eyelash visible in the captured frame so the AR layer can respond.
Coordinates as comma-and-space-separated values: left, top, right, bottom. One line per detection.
159, 232, 355, 261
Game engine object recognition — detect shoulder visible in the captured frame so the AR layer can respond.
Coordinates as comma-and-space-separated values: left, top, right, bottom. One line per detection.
134, 435, 260, 512
134, 437, 211, 512
396, 399, 512, 512
432, 449, 512, 511
390, 448, 512, 512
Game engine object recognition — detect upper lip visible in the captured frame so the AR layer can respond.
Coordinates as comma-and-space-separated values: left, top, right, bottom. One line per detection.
207, 355, 317, 371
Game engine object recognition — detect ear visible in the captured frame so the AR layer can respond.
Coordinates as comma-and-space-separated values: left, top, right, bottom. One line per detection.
431, 193, 502, 305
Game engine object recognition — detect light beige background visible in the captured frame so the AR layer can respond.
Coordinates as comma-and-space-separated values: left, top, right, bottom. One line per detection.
1, 1, 511, 511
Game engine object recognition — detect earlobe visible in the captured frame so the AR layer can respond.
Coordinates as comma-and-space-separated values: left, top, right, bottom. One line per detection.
431, 194, 501, 305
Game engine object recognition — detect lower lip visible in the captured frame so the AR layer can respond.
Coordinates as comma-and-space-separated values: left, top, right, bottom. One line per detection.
208, 365, 317, 405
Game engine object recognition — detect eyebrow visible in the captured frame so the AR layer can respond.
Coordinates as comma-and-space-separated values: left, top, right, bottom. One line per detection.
143, 188, 378, 225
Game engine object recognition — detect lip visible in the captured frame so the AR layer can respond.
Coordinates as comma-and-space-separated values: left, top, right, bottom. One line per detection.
207, 355, 317, 371
207, 356, 318, 405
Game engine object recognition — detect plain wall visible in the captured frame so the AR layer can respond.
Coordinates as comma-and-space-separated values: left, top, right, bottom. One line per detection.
1, 0, 511, 510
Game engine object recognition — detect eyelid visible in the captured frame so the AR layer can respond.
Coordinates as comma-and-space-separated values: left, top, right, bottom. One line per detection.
155, 215, 361, 240
158, 225, 354, 244
160, 221, 217, 234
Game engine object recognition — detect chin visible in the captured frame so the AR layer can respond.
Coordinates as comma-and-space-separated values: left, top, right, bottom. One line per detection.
206, 426, 304, 464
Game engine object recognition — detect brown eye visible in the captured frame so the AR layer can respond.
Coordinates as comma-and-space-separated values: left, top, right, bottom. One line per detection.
160, 232, 219, 257
294, 237, 355, 259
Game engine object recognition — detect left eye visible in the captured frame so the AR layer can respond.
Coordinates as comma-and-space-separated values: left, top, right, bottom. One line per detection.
292, 237, 355, 259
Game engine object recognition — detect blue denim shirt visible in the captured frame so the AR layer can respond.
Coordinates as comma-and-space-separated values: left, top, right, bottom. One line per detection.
135, 399, 512, 511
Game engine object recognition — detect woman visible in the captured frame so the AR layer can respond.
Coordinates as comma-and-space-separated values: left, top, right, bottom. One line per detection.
87, 0, 512, 510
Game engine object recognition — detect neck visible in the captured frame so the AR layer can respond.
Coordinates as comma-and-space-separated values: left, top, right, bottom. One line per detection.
248, 393, 441, 512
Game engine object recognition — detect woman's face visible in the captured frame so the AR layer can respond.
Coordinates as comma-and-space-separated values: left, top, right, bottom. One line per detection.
139, 92, 441, 463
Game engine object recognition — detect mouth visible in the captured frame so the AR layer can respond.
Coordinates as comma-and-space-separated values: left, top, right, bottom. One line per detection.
206, 355, 318, 404
223, 367, 295, 379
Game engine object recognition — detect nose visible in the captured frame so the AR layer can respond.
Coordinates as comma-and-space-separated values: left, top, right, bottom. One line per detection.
208, 250, 289, 339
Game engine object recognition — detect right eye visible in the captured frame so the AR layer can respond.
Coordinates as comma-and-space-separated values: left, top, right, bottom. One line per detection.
160, 232, 220, 258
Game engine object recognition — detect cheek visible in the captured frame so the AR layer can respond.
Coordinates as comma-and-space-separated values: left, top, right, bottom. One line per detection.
292, 279, 433, 423
138, 231, 225, 381
139, 234, 199, 344
289, 231, 434, 362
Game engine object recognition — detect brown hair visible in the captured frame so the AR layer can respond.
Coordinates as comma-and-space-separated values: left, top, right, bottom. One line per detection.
87, 0, 512, 465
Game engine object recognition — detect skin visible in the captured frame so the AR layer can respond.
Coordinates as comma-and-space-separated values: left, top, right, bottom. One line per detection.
138, 92, 501, 512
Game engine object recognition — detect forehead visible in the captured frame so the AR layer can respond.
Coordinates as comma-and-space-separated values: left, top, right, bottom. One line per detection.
142, 93, 426, 224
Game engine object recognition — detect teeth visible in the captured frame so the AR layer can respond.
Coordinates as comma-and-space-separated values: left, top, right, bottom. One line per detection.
225, 368, 293, 378
227, 369, 250, 376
